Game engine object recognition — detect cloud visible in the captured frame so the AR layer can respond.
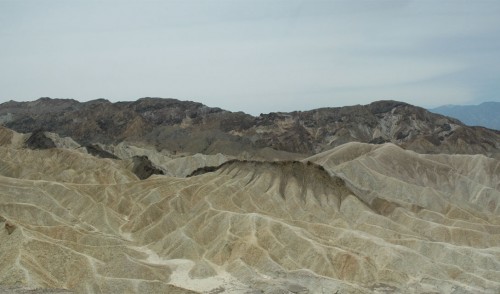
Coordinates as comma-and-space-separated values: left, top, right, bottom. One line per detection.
0, 0, 499, 113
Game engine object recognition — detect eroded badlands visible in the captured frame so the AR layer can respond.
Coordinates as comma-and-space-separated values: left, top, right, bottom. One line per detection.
0, 127, 499, 293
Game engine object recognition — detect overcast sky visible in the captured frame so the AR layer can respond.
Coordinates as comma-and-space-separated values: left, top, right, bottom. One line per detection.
1, 0, 499, 114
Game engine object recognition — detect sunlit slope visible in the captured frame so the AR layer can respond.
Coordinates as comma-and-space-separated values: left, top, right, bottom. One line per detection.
0, 126, 135, 184
308, 142, 500, 220
0, 147, 138, 184
0, 138, 499, 293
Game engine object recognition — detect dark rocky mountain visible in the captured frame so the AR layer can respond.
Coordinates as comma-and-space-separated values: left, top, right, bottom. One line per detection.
430, 101, 500, 130
1, 97, 499, 158
131, 155, 165, 180
24, 129, 56, 150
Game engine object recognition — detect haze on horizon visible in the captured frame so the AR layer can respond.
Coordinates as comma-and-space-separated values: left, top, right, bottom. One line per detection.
1, 0, 499, 115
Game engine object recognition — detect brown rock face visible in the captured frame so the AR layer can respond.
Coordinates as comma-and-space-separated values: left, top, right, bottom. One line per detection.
1, 98, 499, 158
132, 155, 165, 180
25, 130, 56, 150
85, 144, 119, 159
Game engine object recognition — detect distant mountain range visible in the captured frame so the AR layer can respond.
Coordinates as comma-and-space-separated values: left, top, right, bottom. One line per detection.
430, 101, 500, 130
1, 97, 499, 159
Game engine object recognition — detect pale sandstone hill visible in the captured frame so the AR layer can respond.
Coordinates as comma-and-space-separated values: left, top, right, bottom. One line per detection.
0, 127, 499, 293
0, 127, 137, 185
0, 126, 231, 181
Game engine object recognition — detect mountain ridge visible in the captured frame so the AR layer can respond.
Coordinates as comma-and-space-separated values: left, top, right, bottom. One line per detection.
1, 97, 499, 159
430, 101, 500, 130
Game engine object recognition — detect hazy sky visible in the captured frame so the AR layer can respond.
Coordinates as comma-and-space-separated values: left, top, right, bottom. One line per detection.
1, 0, 499, 114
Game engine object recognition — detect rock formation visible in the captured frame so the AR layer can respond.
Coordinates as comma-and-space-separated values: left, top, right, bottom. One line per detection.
1, 98, 499, 158
131, 155, 165, 180
24, 130, 56, 150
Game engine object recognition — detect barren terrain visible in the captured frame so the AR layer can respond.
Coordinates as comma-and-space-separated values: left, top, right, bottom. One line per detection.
0, 124, 499, 293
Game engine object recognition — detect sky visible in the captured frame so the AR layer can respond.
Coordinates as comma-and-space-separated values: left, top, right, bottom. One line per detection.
0, 0, 499, 115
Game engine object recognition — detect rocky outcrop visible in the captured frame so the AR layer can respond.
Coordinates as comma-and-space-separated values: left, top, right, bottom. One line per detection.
24, 130, 56, 149
131, 155, 165, 180
85, 144, 119, 159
